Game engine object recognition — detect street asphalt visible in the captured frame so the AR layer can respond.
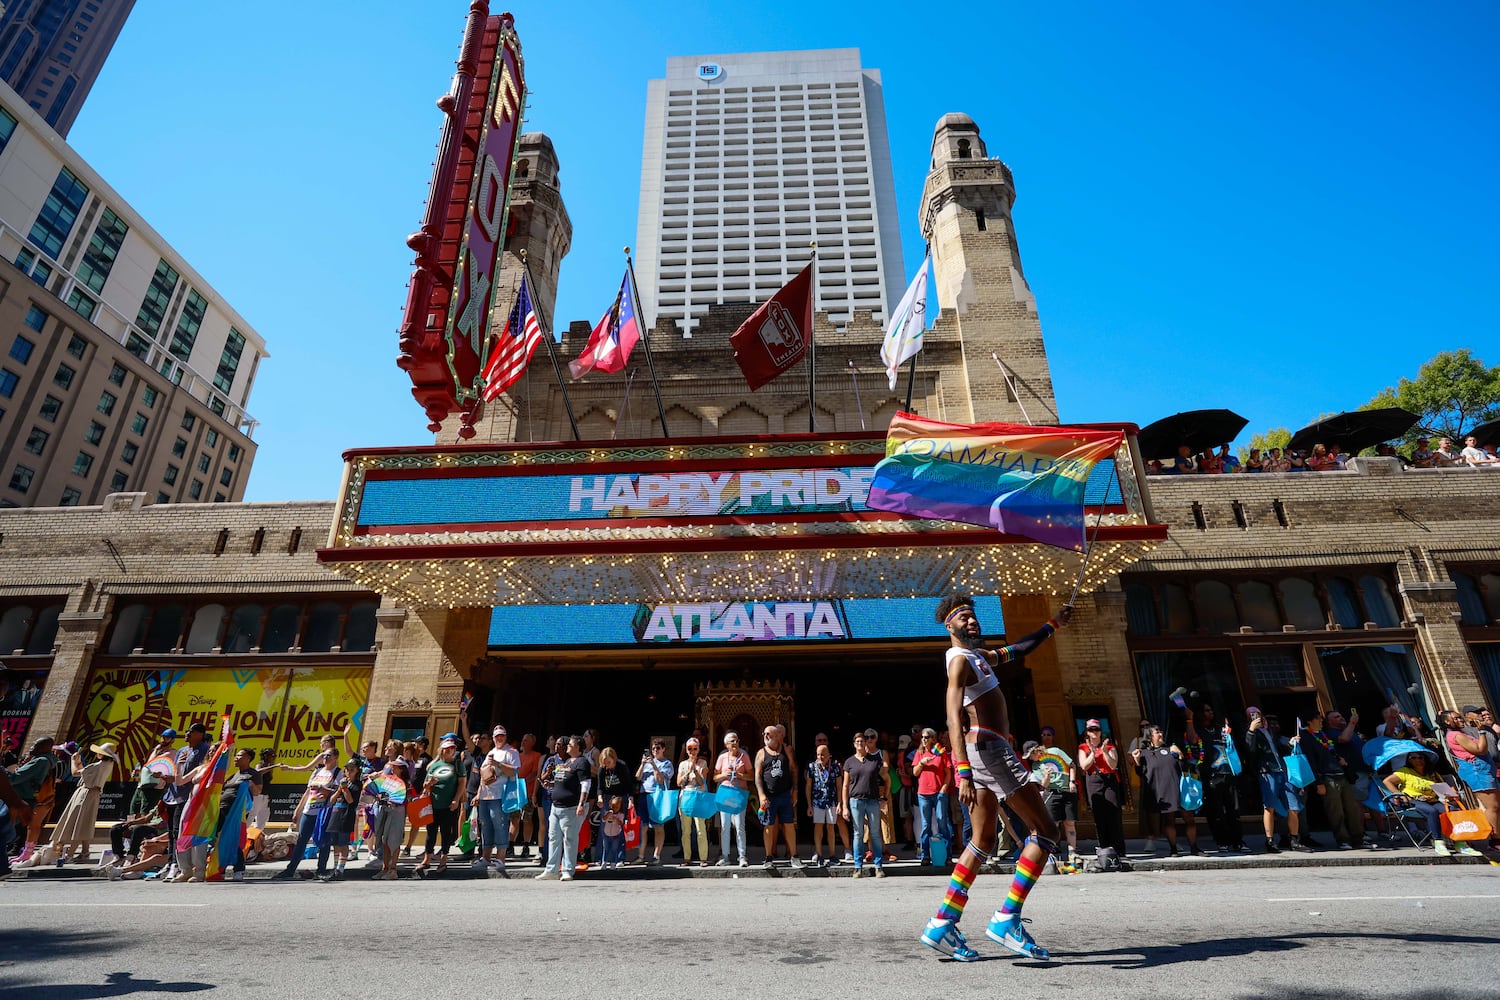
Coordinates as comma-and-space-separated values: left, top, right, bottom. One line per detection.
2, 864, 1497, 999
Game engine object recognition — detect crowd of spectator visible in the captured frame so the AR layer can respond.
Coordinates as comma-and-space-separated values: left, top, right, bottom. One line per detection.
1146, 435, 1500, 475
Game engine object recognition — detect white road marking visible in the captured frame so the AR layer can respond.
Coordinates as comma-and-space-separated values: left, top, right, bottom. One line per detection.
1266, 895, 1500, 902
0, 902, 209, 908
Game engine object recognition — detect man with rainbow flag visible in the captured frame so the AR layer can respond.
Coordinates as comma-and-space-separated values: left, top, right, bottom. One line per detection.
173, 720, 257, 882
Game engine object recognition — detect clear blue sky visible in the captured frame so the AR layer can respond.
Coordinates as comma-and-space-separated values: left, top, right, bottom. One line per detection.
68, 2, 1498, 501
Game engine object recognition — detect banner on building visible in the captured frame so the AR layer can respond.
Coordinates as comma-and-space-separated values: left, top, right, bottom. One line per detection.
0, 666, 46, 753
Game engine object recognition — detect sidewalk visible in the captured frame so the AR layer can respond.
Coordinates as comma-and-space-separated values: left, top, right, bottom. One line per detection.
7, 834, 1494, 881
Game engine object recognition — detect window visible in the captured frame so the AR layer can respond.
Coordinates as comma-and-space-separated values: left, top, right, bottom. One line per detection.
344, 602, 378, 652
0, 107, 15, 154
185, 604, 227, 653
59, 486, 81, 506
76, 208, 127, 293
262, 604, 300, 653
228, 444, 241, 462
53, 363, 75, 389
172, 437, 186, 458
72, 452, 93, 476
9, 465, 34, 492
121, 442, 138, 465
125, 333, 150, 360
214, 493, 226, 502
131, 413, 147, 434
143, 604, 186, 653
189, 480, 202, 499
85, 421, 103, 444
23, 427, 47, 454
214, 329, 245, 394
10, 336, 34, 363
0, 370, 17, 398
106, 603, 148, 655
205, 429, 219, 447
97, 390, 116, 414
142, 386, 159, 408
303, 602, 344, 652
163, 464, 178, 485
223, 604, 264, 653
110, 470, 127, 491
39, 396, 62, 421
219, 468, 232, 487
134, 259, 180, 337
181, 413, 195, 431
156, 492, 169, 504
65, 287, 95, 320
196, 454, 209, 474
27, 166, 89, 259
66, 333, 86, 358
108, 363, 126, 385
169, 290, 207, 361
24, 306, 47, 332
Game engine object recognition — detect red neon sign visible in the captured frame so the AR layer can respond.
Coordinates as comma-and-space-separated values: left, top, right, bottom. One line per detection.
396, 3, 525, 436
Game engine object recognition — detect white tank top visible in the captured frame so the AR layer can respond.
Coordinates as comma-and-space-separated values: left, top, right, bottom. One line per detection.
948, 646, 999, 707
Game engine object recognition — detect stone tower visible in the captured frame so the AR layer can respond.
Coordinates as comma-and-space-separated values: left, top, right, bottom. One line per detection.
918, 114, 1059, 425
440, 132, 573, 444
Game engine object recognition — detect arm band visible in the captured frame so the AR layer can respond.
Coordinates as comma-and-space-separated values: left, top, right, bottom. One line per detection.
955, 761, 974, 783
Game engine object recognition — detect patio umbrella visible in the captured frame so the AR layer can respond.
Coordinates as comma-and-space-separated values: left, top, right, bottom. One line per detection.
1361, 737, 1435, 771
1287, 407, 1418, 456
1468, 418, 1500, 447
1136, 409, 1249, 460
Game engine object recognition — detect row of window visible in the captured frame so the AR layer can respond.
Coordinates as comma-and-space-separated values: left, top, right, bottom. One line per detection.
1454, 571, 1500, 626
1124, 572, 1404, 636
105, 599, 380, 656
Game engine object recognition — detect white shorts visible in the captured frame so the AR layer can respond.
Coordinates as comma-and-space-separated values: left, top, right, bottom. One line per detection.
968, 736, 1031, 801
812, 805, 839, 825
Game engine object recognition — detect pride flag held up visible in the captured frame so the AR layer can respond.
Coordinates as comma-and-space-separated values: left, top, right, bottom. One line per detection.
175, 718, 232, 856
865, 412, 1124, 552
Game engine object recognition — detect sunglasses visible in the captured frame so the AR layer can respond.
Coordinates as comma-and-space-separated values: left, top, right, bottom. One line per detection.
1086, 726, 1102, 731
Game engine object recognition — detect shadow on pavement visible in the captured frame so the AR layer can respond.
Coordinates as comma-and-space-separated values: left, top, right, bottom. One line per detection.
0, 971, 212, 999
1046, 930, 1500, 972
0, 930, 212, 998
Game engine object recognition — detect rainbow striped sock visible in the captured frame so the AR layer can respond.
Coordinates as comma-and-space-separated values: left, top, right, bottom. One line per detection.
934, 843, 988, 923
998, 851, 1043, 917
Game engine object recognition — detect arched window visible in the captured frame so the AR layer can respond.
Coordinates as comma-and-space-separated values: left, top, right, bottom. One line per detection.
223, 604, 264, 653
25, 604, 63, 654
1481, 573, 1500, 623
261, 604, 301, 653
344, 602, 378, 652
1278, 578, 1325, 630
516, 159, 530, 178
1162, 584, 1194, 633
1124, 584, 1159, 636
957, 138, 971, 159
1324, 577, 1363, 629
0, 606, 32, 652
185, 604, 227, 653
108, 603, 149, 655
302, 602, 343, 652
1454, 573, 1488, 625
143, 604, 186, 653
1193, 580, 1238, 633
1359, 575, 1401, 627
1236, 581, 1281, 632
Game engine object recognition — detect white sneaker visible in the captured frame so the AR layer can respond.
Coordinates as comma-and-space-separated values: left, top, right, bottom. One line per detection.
471, 858, 489, 873
231, 871, 244, 882
364, 857, 383, 869
560, 872, 574, 882
534, 870, 561, 881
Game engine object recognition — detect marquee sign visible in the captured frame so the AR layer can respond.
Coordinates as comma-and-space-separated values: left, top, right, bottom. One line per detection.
396, 5, 526, 436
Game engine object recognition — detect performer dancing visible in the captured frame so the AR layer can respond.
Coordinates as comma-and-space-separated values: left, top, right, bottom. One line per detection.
921, 595, 1072, 962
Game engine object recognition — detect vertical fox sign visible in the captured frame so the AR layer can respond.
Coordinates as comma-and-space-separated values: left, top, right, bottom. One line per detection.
397, 4, 525, 437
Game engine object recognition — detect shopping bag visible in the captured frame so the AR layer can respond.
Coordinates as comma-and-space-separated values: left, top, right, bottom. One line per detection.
455, 817, 474, 853
648, 789, 680, 825
930, 838, 949, 867
405, 794, 434, 827
501, 778, 528, 814
681, 788, 719, 820
1221, 736, 1243, 776
623, 807, 641, 850
1284, 747, 1316, 789
715, 784, 749, 815
1179, 775, 1204, 812
1440, 807, 1494, 842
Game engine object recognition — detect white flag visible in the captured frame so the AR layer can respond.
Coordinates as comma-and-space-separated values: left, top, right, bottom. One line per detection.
880, 253, 930, 390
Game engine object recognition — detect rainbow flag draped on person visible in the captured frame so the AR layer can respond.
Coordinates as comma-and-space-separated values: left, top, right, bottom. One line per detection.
205, 779, 252, 882
866, 413, 1124, 552
175, 719, 232, 855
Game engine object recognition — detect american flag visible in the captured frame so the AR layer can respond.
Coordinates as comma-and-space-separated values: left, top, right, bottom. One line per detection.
482, 276, 544, 401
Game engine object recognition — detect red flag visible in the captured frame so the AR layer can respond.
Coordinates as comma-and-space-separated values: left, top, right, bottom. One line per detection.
729, 263, 814, 391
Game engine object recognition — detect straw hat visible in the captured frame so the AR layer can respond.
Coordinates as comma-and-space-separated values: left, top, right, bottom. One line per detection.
90, 742, 119, 761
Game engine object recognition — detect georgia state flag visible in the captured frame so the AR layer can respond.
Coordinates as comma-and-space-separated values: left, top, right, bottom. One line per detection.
570, 272, 640, 379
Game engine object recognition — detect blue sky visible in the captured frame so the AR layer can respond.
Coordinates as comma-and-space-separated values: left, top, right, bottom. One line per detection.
68, 2, 1498, 501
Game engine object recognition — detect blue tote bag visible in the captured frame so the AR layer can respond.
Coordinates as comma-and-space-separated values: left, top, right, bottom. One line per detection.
1178, 774, 1203, 812
1284, 746, 1316, 789
501, 777, 527, 814
680, 787, 719, 820
648, 789, 680, 825
715, 784, 749, 815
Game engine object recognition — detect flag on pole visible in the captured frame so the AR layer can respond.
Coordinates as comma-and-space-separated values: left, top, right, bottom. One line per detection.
729, 263, 814, 391
880, 253, 930, 390
570, 272, 640, 379
481, 275, 544, 401
175, 718, 232, 855
204, 779, 251, 882
866, 412, 1124, 552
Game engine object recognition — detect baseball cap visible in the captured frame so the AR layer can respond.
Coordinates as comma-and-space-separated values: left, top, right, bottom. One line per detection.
440, 738, 458, 749
441, 732, 459, 742
492, 725, 507, 737
1084, 719, 1103, 730
187, 722, 208, 736
862, 727, 879, 740
160, 728, 179, 739
685, 738, 700, 749
1021, 741, 1042, 756
1462, 705, 1484, 716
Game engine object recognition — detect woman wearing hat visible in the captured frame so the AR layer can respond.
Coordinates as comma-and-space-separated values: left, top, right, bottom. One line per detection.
47, 741, 118, 864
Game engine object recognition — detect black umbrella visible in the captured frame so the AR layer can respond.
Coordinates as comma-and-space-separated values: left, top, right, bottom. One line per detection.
1469, 418, 1500, 447
1136, 409, 1249, 460
1287, 407, 1419, 456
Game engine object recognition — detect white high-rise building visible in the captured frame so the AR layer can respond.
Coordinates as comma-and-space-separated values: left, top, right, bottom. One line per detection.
635, 49, 905, 336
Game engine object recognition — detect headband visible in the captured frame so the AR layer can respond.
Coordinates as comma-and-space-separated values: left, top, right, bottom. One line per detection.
943, 604, 974, 626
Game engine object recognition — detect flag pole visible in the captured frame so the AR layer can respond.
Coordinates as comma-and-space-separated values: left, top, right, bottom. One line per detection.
807, 242, 818, 433
624, 248, 670, 438
847, 360, 866, 431
613, 368, 638, 440
903, 356, 918, 414
991, 353, 1033, 425
1067, 506, 1106, 608
521, 250, 580, 442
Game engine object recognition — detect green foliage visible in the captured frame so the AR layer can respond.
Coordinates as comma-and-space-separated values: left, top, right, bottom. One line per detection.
1240, 427, 1290, 462
1364, 349, 1500, 444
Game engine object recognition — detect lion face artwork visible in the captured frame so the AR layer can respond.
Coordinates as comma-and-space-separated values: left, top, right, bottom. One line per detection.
81, 670, 173, 772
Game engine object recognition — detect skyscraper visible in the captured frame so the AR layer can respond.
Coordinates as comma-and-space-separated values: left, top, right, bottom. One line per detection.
0, 0, 136, 137
635, 49, 904, 337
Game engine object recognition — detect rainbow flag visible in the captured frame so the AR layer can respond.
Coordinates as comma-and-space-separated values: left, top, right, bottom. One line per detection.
205, 780, 251, 882
176, 722, 232, 855
866, 413, 1123, 552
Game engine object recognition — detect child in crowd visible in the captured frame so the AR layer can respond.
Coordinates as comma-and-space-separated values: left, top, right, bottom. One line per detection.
601, 796, 626, 869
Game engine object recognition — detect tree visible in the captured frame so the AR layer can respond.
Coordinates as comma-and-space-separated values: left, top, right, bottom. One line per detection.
1240, 427, 1290, 461
1364, 349, 1500, 443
